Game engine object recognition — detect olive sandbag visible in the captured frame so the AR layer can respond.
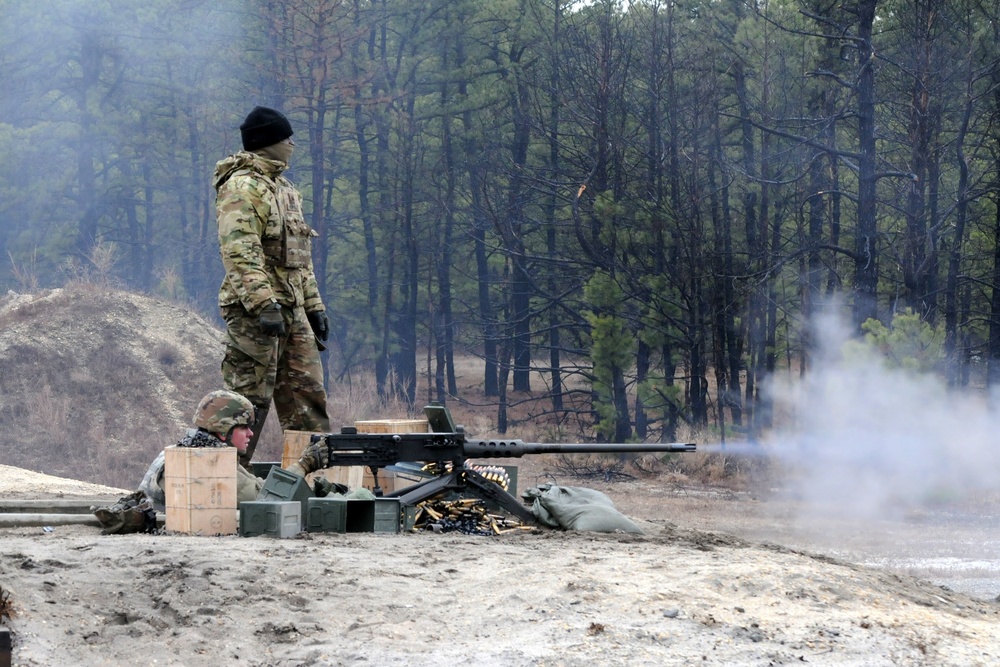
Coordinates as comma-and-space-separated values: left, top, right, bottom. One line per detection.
522, 483, 643, 534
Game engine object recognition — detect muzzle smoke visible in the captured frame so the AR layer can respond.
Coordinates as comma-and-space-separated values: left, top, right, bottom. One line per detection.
765, 312, 1000, 519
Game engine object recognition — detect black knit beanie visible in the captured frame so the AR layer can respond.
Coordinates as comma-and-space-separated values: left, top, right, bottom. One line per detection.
240, 106, 294, 151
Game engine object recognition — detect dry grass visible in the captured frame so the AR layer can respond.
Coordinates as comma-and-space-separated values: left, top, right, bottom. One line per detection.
0, 586, 11, 621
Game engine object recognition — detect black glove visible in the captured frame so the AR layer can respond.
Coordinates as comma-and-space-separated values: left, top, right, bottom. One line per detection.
313, 478, 349, 497
258, 302, 286, 337
307, 310, 329, 342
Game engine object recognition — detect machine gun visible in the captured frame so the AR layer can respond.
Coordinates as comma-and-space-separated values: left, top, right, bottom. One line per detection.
311, 403, 695, 524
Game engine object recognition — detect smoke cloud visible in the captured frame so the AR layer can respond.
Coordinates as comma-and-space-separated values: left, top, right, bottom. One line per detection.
765, 311, 1000, 520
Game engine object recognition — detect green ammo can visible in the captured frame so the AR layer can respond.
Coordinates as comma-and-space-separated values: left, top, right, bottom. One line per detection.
306, 496, 348, 533
239, 500, 302, 538
256, 466, 313, 528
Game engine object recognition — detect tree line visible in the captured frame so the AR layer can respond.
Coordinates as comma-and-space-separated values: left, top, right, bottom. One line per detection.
1, 0, 998, 442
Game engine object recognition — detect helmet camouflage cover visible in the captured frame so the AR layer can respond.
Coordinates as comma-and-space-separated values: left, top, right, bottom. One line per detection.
193, 390, 255, 435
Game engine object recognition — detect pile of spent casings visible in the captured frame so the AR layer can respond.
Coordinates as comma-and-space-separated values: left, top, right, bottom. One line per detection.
412, 497, 532, 536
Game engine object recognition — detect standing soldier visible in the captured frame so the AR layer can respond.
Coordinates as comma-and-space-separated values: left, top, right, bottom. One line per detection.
213, 106, 331, 467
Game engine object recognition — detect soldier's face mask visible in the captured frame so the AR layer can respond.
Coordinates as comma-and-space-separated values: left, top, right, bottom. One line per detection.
259, 137, 294, 165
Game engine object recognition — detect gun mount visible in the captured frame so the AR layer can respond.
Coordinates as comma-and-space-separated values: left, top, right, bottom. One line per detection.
311, 403, 696, 524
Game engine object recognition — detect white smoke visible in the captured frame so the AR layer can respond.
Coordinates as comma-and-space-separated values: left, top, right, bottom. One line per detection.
765, 310, 1000, 519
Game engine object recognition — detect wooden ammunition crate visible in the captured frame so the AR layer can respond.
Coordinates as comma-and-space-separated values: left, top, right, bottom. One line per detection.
282, 430, 365, 489
361, 468, 398, 495
354, 418, 429, 434
164, 446, 238, 535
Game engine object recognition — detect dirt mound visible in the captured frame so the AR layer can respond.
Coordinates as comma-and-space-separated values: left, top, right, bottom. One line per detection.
0, 464, 126, 498
0, 285, 225, 488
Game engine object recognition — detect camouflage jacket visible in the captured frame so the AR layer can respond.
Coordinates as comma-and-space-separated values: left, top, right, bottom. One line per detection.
213, 151, 323, 315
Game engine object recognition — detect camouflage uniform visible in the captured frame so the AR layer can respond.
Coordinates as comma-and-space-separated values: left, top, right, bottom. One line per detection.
213, 151, 330, 463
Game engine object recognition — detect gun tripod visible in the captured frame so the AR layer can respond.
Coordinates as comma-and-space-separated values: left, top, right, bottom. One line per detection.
368, 463, 537, 524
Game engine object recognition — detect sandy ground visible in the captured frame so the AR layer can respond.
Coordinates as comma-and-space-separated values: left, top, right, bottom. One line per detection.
2, 464, 1000, 666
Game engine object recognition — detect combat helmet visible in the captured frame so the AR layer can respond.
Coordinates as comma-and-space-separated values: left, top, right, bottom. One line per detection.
192, 390, 255, 436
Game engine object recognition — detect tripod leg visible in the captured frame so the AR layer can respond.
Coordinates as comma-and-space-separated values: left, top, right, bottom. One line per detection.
368, 465, 383, 497
388, 473, 460, 507
462, 468, 537, 524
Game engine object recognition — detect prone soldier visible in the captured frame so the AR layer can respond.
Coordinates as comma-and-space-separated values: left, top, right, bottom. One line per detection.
138, 390, 333, 510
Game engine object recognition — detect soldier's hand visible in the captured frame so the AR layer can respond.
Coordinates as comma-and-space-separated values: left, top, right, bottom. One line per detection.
307, 310, 329, 342
258, 302, 286, 337
313, 477, 349, 497
296, 439, 330, 475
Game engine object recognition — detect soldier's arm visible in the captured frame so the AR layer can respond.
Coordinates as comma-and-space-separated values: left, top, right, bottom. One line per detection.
300, 240, 324, 313
217, 177, 275, 314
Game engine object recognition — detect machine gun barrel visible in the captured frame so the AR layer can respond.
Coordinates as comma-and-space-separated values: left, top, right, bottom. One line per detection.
462, 439, 695, 458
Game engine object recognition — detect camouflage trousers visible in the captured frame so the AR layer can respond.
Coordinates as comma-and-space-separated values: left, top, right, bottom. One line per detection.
221, 302, 330, 461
